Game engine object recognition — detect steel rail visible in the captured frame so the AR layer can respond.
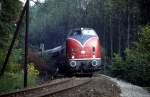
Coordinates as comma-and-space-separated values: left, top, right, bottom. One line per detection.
0, 78, 73, 97
33, 78, 91, 97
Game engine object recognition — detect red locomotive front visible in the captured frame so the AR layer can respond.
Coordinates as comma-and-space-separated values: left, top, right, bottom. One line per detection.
66, 28, 102, 73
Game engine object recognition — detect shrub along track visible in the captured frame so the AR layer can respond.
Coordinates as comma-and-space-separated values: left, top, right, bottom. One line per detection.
0, 77, 91, 97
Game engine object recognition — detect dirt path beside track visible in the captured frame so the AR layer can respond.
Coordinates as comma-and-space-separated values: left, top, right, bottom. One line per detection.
101, 75, 150, 97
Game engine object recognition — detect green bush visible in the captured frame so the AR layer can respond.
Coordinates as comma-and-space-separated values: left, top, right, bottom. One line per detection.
28, 63, 39, 86
5, 49, 22, 73
0, 72, 23, 92
124, 49, 148, 85
111, 49, 150, 86
111, 25, 150, 86
111, 53, 125, 78
0, 63, 39, 93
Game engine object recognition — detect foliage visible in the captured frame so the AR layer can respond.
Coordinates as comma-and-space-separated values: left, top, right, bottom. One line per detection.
0, 49, 38, 92
4, 49, 22, 73
111, 53, 125, 78
28, 63, 39, 86
0, 63, 39, 92
138, 25, 150, 54
0, 1, 40, 92
111, 26, 150, 86
0, 0, 22, 49
0, 72, 23, 92
126, 48, 150, 86
0, 0, 22, 73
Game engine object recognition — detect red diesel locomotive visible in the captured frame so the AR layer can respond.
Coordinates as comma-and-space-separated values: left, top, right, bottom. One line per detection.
65, 28, 102, 74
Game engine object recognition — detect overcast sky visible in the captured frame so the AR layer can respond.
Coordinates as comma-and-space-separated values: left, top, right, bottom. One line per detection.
19, 0, 45, 6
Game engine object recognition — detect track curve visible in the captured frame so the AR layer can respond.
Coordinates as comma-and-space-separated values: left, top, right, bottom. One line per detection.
0, 78, 91, 97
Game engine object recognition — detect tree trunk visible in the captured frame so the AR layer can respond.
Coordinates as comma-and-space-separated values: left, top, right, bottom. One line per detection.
103, 1, 106, 72
109, 14, 113, 64
127, 1, 130, 48
118, 15, 121, 55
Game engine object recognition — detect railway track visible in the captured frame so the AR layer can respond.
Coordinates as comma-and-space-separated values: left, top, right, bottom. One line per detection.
0, 77, 91, 97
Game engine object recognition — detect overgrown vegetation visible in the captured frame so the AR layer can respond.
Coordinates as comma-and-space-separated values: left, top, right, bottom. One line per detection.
111, 25, 150, 86
0, 63, 39, 92
0, 0, 39, 93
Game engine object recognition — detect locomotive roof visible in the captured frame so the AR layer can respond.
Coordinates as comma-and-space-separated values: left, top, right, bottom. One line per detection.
68, 28, 97, 37
71, 28, 94, 31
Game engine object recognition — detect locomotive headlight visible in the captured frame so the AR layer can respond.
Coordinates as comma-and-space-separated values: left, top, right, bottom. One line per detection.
70, 61, 76, 67
92, 60, 97, 66
93, 55, 96, 58
72, 55, 75, 59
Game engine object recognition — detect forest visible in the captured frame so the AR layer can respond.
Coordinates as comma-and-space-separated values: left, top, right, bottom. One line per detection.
0, 0, 150, 92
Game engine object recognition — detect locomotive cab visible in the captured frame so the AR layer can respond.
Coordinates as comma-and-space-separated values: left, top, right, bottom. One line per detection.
66, 28, 102, 74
